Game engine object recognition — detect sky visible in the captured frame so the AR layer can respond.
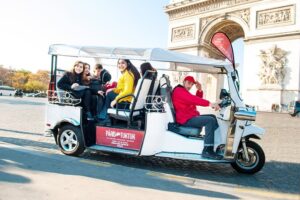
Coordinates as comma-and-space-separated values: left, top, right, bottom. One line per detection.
0, 0, 243, 78
0, 0, 170, 72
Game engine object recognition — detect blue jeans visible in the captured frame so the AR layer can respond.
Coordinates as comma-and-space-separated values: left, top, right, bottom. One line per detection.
97, 91, 118, 120
183, 115, 218, 146
97, 91, 131, 120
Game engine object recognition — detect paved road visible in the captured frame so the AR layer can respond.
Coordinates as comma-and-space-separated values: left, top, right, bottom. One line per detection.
0, 96, 299, 200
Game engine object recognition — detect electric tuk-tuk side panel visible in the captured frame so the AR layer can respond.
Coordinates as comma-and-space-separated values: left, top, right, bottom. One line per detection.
141, 112, 203, 156
140, 112, 168, 155
141, 110, 230, 156
214, 119, 230, 148
160, 130, 204, 154
45, 104, 81, 130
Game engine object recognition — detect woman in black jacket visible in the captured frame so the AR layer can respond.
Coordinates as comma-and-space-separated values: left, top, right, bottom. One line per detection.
57, 61, 93, 120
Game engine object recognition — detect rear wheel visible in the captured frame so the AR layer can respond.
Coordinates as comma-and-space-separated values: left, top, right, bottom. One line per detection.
58, 125, 85, 156
231, 140, 265, 174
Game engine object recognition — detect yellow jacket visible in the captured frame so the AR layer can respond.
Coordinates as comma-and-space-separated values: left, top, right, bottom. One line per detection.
113, 70, 135, 102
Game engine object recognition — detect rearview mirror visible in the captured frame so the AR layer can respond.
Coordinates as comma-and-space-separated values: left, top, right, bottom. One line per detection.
219, 89, 229, 99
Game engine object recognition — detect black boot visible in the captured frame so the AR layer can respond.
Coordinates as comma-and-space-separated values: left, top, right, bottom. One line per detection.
202, 146, 223, 160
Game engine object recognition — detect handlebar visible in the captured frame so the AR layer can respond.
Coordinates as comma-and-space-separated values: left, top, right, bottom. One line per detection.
219, 97, 231, 108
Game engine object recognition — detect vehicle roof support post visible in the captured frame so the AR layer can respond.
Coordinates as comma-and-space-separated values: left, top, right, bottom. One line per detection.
51, 55, 57, 90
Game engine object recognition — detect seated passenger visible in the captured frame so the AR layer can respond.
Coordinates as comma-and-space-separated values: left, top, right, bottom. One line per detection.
57, 61, 93, 120
82, 62, 103, 116
171, 76, 222, 160
91, 63, 112, 97
82, 62, 92, 85
97, 59, 140, 124
94, 63, 111, 85
140, 62, 157, 78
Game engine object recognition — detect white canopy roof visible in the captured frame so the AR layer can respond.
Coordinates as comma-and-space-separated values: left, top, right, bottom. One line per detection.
48, 44, 231, 73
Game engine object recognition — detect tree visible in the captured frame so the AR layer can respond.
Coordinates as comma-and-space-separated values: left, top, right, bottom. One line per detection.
25, 70, 49, 92
11, 70, 31, 90
0, 66, 14, 86
25, 80, 46, 91
1, 66, 50, 92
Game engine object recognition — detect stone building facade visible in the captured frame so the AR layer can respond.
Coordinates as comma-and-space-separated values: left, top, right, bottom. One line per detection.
165, 0, 300, 111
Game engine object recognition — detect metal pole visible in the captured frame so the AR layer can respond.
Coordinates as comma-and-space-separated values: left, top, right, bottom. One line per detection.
54, 55, 57, 90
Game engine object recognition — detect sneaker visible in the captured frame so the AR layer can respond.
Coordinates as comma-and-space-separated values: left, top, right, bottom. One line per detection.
86, 112, 94, 121
96, 114, 105, 121
202, 146, 223, 160
98, 118, 111, 126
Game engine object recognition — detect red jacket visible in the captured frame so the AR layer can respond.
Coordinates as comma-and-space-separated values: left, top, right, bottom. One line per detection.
172, 85, 210, 124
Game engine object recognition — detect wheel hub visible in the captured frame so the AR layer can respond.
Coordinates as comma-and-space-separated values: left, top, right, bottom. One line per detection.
236, 147, 259, 168
60, 130, 78, 152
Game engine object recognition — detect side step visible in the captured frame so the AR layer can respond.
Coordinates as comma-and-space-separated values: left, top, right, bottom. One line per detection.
87, 145, 139, 156
155, 152, 231, 163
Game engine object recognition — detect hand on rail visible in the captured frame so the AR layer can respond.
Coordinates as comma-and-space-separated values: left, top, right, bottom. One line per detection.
210, 102, 220, 111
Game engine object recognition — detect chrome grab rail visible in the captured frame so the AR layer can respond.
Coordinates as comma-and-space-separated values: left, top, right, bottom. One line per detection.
144, 95, 166, 112
47, 90, 81, 106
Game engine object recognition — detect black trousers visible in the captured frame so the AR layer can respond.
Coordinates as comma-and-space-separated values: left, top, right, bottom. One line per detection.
72, 89, 92, 112
183, 114, 219, 146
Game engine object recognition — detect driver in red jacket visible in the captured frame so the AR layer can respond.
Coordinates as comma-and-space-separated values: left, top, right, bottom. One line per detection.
172, 76, 222, 160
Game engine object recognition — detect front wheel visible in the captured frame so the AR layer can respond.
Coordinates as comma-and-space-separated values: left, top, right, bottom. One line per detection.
231, 140, 265, 174
58, 125, 85, 156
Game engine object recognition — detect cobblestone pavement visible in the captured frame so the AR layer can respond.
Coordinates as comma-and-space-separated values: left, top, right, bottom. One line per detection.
0, 96, 299, 199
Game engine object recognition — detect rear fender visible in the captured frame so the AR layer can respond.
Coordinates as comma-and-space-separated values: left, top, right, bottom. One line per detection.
59, 118, 80, 127
52, 119, 81, 144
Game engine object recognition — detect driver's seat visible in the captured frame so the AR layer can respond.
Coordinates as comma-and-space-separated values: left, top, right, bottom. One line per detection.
159, 74, 203, 138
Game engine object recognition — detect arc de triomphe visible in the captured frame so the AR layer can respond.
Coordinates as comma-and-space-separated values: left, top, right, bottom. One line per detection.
165, 0, 300, 111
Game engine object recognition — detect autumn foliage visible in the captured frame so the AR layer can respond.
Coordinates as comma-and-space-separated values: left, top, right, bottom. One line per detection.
0, 65, 50, 92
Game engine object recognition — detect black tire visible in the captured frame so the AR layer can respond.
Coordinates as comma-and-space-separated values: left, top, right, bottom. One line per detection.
57, 125, 85, 156
231, 140, 265, 174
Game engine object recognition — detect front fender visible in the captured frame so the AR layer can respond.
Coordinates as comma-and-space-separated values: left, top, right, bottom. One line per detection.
243, 124, 265, 139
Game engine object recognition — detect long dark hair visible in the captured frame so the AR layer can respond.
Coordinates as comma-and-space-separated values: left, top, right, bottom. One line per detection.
120, 59, 140, 87
82, 63, 91, 85
140, 62, 156, 76
67, 60, 84, 83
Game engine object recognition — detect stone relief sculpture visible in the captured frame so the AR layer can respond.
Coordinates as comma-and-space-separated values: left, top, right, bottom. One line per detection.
257, 5, 294, 28
172, 24, 195, 41
258, 45, 287, 85
166, 0, 259, 20
233, 9, 250, 25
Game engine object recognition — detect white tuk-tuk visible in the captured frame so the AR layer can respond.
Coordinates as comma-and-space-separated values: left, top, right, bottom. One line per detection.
46, 44, 265, 174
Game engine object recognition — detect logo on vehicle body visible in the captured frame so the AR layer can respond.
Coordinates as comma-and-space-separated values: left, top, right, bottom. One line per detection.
96, 127, 144, 150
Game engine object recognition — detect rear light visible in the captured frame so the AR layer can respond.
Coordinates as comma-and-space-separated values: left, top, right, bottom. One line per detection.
48, 81, 55, 91
47, 81, 55, 101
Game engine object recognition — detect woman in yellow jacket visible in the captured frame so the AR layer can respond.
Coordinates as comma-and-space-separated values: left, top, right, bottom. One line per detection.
97, 59, 140, 123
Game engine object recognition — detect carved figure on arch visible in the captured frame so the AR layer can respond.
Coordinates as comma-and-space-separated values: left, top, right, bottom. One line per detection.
258, 45, 288, 86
